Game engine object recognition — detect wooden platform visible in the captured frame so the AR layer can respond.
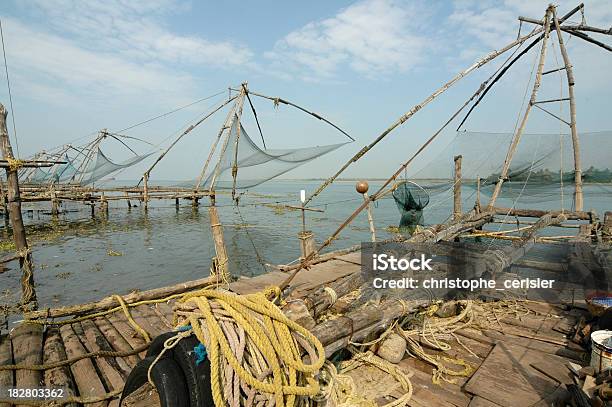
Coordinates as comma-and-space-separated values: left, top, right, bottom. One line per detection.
0, 252, 361, 407
0, 250, 593, 406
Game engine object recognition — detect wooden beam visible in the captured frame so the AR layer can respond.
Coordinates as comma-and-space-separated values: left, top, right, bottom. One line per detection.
552, 8, 584, 211
24, 275, 217, 320
488, 6, 553, 208
0, 104, 37, 309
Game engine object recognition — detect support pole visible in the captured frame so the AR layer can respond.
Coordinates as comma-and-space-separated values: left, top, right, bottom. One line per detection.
143, 173, 149, 211
552, 7, 584, 211
0, 103, 37, 310
208, 203, 229, 281
453, 155, 462, 220
602, 211, 612, 244
356, 181, 376, 242
51, 188, 59, 216
488, 7, 553, 208
475, 177, 481, 213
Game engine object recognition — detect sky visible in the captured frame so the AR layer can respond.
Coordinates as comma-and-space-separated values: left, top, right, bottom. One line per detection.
0, 0, 610, 183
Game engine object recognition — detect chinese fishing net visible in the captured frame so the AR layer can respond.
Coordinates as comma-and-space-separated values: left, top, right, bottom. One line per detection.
200, 115, 348, 190
406, 130, 612, 210
24, 148, 153, 185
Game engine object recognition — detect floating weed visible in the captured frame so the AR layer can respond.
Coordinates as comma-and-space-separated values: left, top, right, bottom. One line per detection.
107, 249, 123, 256
0, 240, 16, 252
55, 271, 71, 280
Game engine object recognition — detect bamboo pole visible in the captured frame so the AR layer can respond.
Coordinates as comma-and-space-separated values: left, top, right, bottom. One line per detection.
193, 96, 238, 191
231, 83, 249, 200
551, 7, 584, 211
24, 275, 218, 320
208, 204, 230, 281
453, 155, 462, 220
143, 172, 149, 211
363, 192, 376, 242
488, 7, 553, 208
141, 96, 238, 185
303, 25, 546, 206
209, 91, 246, 191
0, 103, 37, 310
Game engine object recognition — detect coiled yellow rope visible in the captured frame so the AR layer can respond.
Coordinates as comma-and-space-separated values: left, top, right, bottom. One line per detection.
174, 286, 326, 407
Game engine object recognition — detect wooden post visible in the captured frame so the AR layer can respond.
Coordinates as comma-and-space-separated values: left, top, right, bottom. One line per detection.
175, 197, 179, 210
475, 177, 481, 213
602, 211, 612, 244
488, 6, 553, 208
355, 181, 376, 242
100, 192, 108, 217
453, 155, 462, 220
143, 173, 149, 211
51, 187, 59, 216
0, 103, 37, 309
298, 231, 316, 260
551, 8, 584, 211
125, 192, 132, 209
208, 204, 229, 281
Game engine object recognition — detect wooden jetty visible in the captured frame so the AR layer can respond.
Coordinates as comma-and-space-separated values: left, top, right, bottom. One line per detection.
1, 3, 611, 406
0, 246, 603, 407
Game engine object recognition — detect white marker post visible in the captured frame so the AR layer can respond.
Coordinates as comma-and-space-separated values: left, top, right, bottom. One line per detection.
300, 189, 306, 232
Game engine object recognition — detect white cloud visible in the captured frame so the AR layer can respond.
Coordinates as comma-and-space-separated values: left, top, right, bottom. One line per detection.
2, 0, 253, 105
266, 0, 431, 80
446, 0, 612, 93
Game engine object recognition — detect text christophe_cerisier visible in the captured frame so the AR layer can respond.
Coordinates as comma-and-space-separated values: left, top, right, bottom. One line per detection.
371, 253, 555, 291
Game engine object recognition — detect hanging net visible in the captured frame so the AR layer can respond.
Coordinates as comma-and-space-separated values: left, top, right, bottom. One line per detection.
392, 181, 430, 227
76, 148, 153, 185
24, 148, 153, 185
407, 130, 612, 208
201, 116, 348, 189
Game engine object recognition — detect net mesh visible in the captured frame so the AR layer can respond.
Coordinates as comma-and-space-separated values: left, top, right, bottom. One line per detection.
202, 116, 348, 190
392, 181, 430, 228
24, 148, 153, 185
406, 130, 612, 207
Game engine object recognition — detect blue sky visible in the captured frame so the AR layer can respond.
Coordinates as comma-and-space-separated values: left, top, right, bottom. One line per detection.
0, 0, 610, 182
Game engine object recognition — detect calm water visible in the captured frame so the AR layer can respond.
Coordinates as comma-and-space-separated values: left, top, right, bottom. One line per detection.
0, 180, 609, 308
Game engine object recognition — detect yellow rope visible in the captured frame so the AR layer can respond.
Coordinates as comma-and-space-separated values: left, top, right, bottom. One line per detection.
24, 288, 213, 326
113, 294, 150, 343
5, 156, 24, 171
174, 286, 326, 407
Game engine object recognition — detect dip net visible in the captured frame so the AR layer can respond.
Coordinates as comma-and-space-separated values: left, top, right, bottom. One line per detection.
392, 181, 430, 227
23, 147, 153, 185
201, 116, 348, 190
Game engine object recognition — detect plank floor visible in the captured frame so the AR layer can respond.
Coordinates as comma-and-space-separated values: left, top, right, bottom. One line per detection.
0, 251, 590, 406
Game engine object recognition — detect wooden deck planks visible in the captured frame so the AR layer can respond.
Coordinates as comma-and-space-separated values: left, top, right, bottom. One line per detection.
43, 327, 78, 407
0, 334, 13, 407
59, 324, 107, 407
463, 342, 569, 407
105, 313, 148, 359
93, 317, 140, 369
10, 323, 43, 407
78, 320, 130, 383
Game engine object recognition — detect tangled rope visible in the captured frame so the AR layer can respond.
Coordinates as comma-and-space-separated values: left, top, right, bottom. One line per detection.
172, 286, 326, 407
315, 346, 413, 407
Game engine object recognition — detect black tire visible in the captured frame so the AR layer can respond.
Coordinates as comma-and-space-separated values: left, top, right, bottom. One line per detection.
120, 356, 190, 407
169, 335, 214, 407
146, 331, 178, 358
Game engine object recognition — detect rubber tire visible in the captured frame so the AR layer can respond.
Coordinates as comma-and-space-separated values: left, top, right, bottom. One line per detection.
120, 356, 190, 407
169, 335, 214, 407
146, 331, 178, 358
